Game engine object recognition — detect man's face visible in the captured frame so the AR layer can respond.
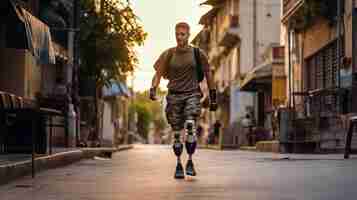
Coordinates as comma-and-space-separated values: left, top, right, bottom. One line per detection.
175, 27, 190, 47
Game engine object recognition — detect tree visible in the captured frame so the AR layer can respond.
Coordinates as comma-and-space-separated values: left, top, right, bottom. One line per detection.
132, 103, 152, 141
79, 0, 147, 87
79, 0, 147, 141
132, 89, 168, 141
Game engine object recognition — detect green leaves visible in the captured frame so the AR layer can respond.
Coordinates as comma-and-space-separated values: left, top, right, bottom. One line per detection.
131, 89, 168, 140
79, 0, 147, 87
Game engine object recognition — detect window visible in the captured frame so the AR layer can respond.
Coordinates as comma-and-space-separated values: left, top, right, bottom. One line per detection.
305, 38, 344, 91
304, 38, 345, 115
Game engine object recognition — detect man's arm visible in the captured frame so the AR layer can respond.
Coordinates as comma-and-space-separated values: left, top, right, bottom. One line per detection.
150, 72, 161, 100
204, 70, 215, 90
199, 49, 217, 111
199, 49, 215, 90
150, 50, 166, 101
151, 71, 162, 89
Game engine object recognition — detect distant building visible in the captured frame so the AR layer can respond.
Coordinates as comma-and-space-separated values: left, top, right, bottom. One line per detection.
194, 0, 282, 149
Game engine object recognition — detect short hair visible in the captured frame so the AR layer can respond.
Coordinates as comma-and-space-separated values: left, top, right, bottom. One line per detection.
175, 22, 190, 33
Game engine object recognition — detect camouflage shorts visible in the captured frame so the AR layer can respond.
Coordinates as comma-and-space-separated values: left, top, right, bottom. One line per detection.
165, 91, 202, 131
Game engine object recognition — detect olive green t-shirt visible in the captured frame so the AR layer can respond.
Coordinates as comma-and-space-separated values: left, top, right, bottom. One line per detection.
153, 46, 210, 92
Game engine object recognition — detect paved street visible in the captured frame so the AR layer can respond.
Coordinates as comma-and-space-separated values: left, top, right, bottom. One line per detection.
1, 145, 357, 200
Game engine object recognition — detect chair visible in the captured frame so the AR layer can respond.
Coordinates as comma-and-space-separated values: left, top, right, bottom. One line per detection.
9, 94, 17, 109
16, 96, 24, 108
0, 92, 5, 109
0, 92, 5, 152
3, 93, 12, 109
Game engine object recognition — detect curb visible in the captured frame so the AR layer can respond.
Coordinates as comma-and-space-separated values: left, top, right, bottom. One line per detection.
0, 145, 133, 186
256, 141, 280, 153
198, 145, 221, 150
81, 145, 133, 158
240, 146, 258, 151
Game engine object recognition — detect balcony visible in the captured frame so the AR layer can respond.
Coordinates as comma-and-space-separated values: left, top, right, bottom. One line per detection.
282, 0, 305, 24
218, 15, 240, 48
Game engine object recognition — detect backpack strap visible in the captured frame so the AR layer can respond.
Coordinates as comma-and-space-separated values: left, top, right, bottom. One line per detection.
193, 47, 204, 83
162, 47, 174, 79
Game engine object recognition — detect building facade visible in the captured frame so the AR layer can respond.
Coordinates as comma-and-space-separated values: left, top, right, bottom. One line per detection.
194, 0, 281, 148
0, 0, 80, 150
281, 0, 357, 152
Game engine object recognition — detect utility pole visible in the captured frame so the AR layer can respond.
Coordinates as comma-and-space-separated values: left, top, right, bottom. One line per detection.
337, 0, 342, 89
128, 72, 136, 144
252, 0, 257, 69
73, 0, 80, 145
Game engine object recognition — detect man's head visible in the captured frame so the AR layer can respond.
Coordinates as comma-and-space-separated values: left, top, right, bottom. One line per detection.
175, 22, 190, 48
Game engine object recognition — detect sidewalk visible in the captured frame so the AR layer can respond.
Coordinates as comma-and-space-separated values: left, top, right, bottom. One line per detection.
0, 145, 133, 185
271, 153, 357, 160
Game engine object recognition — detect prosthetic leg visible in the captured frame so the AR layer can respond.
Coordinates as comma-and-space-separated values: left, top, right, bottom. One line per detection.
184, 119, 197, 176
172, 130, 184, 179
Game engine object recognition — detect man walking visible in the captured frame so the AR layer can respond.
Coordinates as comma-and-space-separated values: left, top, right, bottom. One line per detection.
149, 22, 217, 179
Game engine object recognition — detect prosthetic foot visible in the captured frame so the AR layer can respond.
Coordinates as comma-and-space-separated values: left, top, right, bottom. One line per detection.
174, 162, 185, 179
185, 160, 196, 176
173, 132, 184, 179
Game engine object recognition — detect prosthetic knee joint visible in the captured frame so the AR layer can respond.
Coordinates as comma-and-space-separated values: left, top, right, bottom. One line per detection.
185, 119, 197, 155
172, 131, 183, 157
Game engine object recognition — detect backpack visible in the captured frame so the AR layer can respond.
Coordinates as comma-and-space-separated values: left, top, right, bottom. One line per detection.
165, 47, 204, 83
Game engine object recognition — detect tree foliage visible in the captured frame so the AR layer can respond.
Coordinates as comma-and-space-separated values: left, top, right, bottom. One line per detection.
132, 103, 151, 140
79, 0, 147, 86
131, 89, 168, 140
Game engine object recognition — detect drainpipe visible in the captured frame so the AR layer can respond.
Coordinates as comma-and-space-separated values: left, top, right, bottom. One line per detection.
287, 25, 296, 152
73, 0, 80, 145
352, 0, 357, 112
353, 0, 356, 73
253, 0, 257, 68
252, 0, 258, 125
288, 25, 292, 109
337, 0, 342, 89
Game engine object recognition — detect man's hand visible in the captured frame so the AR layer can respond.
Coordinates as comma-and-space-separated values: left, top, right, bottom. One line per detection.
149, 87, 157, 101
209, 89, 218, 111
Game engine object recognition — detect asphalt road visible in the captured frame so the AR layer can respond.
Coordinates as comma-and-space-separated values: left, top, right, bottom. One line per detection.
1, 145, 357, 200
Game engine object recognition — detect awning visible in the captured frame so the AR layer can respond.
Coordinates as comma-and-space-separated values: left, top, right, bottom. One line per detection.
200, 0, 224, 6
191, 29, 203, 45
102, 81, 131, 98
17, 6, 56, 65
240, 62, 272, 91
281, 0, 305, 24
218, 27, 240, 47
4, 1, 56, 65
199, 7, 220, 25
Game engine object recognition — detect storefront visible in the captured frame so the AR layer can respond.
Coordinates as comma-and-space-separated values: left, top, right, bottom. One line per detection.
240, 45, 286, 142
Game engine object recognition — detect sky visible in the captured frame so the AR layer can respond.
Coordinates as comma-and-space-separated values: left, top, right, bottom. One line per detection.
129, 0, 211, 92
